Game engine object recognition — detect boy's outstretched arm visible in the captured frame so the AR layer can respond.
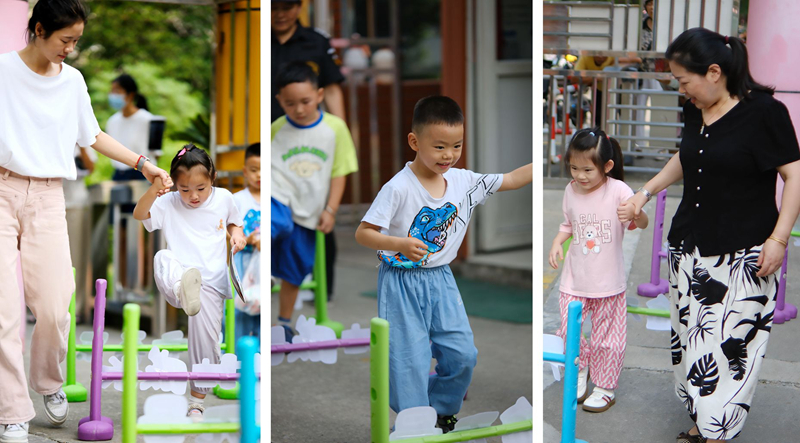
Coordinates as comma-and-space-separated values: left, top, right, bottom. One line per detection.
356, 222, 428, 262
498, 163, 533, 192
133, 177, 168, 220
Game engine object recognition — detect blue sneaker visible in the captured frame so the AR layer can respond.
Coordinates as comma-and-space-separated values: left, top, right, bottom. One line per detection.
281, 324, 295, 343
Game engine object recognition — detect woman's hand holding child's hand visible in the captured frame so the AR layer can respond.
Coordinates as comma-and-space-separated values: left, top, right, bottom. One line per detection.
398, 237, 428, 262
150, 176, 171, 196
143, 163, 173, 196
549, 242, 564, 269
230, 231, 247, 254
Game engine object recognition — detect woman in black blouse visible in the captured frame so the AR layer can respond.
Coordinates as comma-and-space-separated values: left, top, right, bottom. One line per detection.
621, 28, 800, 443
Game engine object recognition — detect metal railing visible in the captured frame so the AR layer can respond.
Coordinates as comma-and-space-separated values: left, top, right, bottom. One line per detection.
543, 69, 683, 177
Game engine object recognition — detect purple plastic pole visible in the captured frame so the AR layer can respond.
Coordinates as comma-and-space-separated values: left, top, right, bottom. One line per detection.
78, 279, 114, 441
638, 189, 669, 298
271, 337, 371, 354
774, 249, 797, 324
101, 372, 261, 381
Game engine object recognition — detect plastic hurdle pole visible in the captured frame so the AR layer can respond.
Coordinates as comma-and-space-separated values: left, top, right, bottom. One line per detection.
238, 336, 260, 443
543, 301, 587, 443
774, 248, 797, 324
637, 189, 669, 298
370, 317, 533, 443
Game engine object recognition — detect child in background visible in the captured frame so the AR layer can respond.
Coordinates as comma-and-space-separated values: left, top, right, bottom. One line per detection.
134, 144, 246, 421
232, 142, 261, 340
548, 128, 649, 413
355, 96, 533, 433
271, 61, 357, 341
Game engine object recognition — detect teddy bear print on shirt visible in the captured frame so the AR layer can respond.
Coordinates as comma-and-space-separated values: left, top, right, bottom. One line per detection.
582, 225, 602, 255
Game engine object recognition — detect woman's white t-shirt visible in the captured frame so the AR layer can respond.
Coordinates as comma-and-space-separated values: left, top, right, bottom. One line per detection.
143, 188, 244, 298
106, 108, 154, 171
0, 51, 100, 179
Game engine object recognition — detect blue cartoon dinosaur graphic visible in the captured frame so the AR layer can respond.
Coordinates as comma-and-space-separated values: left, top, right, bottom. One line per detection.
381, 203, 458, 268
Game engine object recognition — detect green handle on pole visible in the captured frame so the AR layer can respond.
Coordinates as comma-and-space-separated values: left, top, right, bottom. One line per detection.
67, 268, 77, 386
122, 303, 140, 443
370, 317, 390, 443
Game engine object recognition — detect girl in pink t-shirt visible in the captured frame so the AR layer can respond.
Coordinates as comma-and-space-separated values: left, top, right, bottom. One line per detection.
549, 128, 649, 413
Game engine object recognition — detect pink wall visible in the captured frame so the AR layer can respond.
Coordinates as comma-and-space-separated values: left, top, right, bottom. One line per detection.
0, 0, 29, 53
748, 1, 800, 203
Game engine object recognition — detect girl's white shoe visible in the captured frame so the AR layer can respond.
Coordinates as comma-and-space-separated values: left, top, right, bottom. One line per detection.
582, 387, 615, 413
176, 268, 202, 316
577, 367, 589, 403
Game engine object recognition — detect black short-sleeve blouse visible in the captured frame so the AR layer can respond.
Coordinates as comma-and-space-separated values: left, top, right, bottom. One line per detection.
667, 91, 800, 256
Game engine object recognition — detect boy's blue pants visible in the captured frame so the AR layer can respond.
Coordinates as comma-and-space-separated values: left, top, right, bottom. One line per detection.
377, 262, 477, 416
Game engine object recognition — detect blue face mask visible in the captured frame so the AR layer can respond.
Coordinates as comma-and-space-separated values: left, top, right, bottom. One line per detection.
108, 93, 126, 110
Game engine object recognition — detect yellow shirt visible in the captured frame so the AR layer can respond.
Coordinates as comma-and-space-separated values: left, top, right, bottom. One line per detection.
575, 56, 614, 90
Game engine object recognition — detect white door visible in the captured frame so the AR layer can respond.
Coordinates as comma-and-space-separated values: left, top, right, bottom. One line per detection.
471, 0, 533, 252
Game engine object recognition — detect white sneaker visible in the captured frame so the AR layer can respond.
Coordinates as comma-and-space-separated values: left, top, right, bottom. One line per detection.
0, 423, 29, 443
582, 387, 615, 413
44, 388, 68, 425
577, 367, 589, 403
187, 403, 204, 423
176, 268, 202, 316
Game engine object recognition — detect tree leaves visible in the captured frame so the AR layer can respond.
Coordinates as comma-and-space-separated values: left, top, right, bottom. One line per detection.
688, 353, 719, 397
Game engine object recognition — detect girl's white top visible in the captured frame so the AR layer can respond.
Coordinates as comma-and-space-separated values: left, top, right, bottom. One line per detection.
143, 188, 244, 298
106, 108, 154, 171
0, 51, 100, 179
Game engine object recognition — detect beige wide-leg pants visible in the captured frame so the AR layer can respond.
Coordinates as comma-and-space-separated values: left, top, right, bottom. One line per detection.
0, 168, 73, 424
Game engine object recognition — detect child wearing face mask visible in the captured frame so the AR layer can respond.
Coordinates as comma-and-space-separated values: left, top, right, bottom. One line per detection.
106, 73, 154, 181
133, 144, 246, 422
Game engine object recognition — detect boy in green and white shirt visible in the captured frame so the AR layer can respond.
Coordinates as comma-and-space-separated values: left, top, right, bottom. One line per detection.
271, 61, 357, 340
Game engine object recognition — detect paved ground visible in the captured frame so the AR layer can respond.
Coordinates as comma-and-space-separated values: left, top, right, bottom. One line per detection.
543, 179, 800, 443
271, 226, 533, 443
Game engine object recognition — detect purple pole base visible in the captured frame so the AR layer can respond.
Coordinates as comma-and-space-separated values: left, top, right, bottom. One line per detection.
774, 250, 797, 324
77, 416, 114, 441
637, 279, 669, 298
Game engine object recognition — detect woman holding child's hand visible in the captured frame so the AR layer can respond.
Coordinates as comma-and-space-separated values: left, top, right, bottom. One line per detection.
621, 28, 800, 443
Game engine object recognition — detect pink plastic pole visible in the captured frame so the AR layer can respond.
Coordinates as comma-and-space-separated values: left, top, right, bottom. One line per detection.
637, 189, 669, 298
749, 1, 800, 324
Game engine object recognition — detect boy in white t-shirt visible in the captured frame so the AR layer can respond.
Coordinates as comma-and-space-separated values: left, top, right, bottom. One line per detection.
355, 96, 532, 433
271, 61, 358, 341
232, 143, 261, 340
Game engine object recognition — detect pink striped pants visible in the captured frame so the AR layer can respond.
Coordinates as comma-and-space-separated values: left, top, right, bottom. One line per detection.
556, 291, 627, 390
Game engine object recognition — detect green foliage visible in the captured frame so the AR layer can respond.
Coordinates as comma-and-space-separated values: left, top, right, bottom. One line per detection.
74, 2, 214, 105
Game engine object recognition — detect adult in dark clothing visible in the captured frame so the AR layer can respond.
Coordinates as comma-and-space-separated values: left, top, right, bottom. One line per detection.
272, 0, 348, 301
620, 28, 800, 443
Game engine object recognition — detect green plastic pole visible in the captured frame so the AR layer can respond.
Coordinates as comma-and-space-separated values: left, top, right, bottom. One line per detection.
63, 267, 87, 402
214, 283, 239, 399
388, 420, 534, 443
626, 306, 671, 318
312, 230, 343, 336
137, 423, 240, 434
370, 317, 390, 443
122, 303, 140, 443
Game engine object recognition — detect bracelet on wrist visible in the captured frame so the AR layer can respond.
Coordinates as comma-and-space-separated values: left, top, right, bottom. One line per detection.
325, 205, 337, 216
768, 235, 788, 248
636, 187, 653, 202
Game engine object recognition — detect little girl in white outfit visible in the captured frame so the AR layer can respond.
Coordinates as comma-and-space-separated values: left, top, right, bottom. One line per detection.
134, 144, 245, 421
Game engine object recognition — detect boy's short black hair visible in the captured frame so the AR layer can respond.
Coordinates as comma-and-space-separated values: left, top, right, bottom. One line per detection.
245, 142, 260, 160
411, 96, 464, 134
275, 61, 319, 91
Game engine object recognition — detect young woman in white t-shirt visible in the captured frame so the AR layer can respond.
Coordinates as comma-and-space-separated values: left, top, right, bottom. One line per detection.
548, 128, 649, 413
0, 0, 172, 439
134, 144, 246, 422
106, 73, 154, 181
